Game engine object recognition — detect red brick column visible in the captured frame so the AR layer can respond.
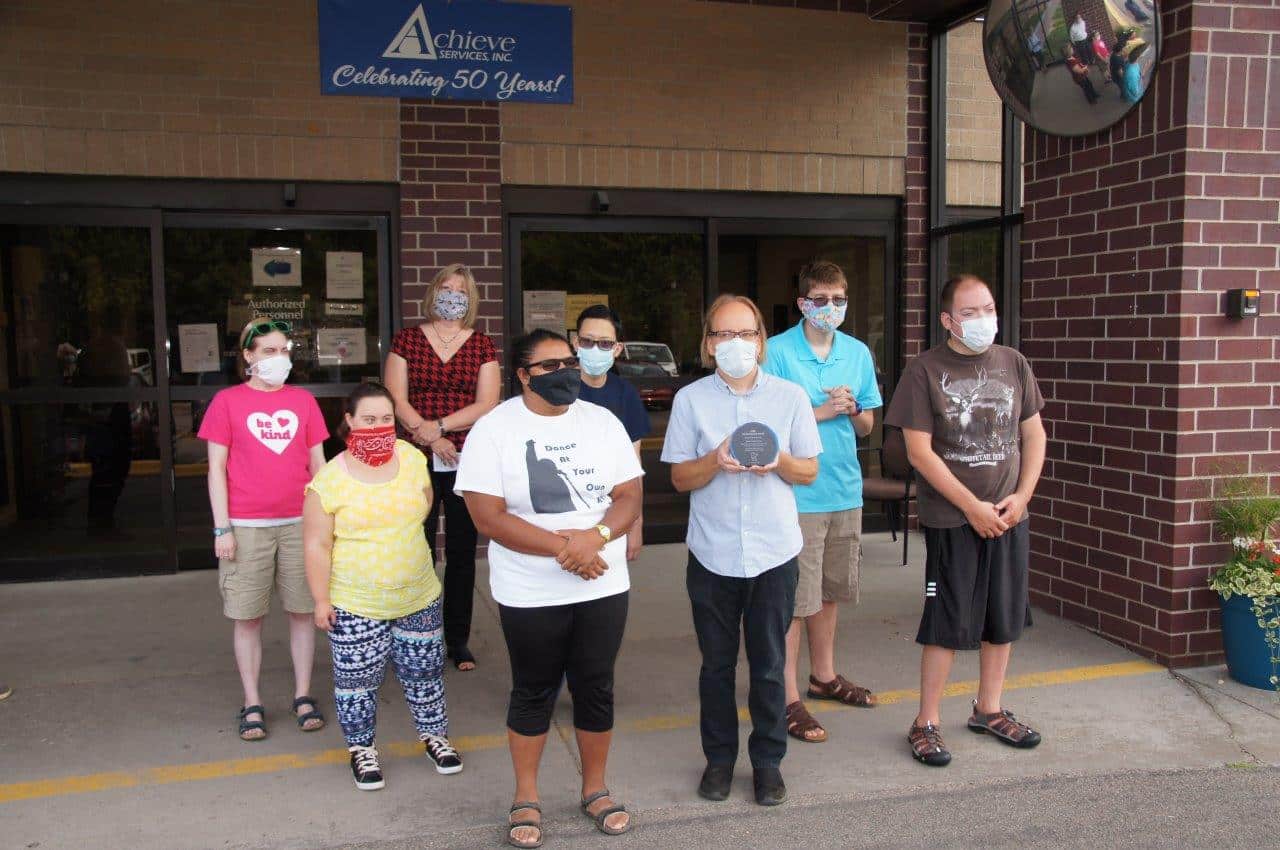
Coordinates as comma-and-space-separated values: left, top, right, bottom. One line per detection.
1021, 0, 1280, 666
399, 100, 504, 357
902, 22, 930, 362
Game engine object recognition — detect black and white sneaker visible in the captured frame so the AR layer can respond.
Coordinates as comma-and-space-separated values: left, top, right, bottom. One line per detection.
423, 734, 463, 775
349, 745, 385, 791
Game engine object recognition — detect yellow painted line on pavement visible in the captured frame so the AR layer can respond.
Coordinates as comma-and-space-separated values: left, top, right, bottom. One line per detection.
0, 660, 1162, 805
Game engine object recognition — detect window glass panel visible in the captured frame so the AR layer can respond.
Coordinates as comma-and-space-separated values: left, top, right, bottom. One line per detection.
164, 226, 381, 387
0, 225, 154, 389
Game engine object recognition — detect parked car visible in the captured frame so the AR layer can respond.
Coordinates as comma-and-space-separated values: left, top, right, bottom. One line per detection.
620, 342, 678, 377
617, 361, 675, 410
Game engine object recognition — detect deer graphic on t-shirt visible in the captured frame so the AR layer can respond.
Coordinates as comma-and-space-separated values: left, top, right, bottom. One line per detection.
939, 369, 1016, 458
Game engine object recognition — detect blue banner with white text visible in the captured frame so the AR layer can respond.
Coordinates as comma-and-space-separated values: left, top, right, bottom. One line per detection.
318, 0, 573, 104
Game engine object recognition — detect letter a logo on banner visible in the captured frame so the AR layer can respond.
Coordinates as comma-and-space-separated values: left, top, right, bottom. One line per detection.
383, 4, 438, 59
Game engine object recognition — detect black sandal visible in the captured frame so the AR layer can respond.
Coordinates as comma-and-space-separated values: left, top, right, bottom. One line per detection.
238, 705, 267, 741
292, 696, 326, 732
580, 788, 631, 836
448, 644, 477, 672
507, 801, 543, 849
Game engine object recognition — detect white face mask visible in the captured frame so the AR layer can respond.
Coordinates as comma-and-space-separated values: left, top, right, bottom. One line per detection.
714, 337, 759, 380
250, 353, 293, 386
950, 314, 998, 353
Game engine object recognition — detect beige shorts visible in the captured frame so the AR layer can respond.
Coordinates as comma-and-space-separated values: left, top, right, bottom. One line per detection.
794, 508, 863, 619
218, 523, 313, 620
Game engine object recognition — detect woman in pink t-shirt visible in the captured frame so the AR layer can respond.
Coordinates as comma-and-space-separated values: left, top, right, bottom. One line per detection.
198, 318, 330, 742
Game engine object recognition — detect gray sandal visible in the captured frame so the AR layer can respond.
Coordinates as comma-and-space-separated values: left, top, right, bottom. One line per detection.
507, 801, 543, 849
580, 788, 631, 836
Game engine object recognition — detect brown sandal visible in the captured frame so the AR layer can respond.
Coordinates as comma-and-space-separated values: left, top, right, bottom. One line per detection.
807, 674, 877, 707
785, 700, 827, 743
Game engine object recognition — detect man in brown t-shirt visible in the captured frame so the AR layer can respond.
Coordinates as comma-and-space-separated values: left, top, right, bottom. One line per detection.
885, 274, 1046, 767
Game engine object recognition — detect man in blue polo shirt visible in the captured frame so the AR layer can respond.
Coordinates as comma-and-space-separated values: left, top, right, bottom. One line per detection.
763, 260, 882, 746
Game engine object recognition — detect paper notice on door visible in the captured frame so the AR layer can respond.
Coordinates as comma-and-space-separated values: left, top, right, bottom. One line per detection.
522, 290, 566, 333
325, 251, 364, 299
316, 328, 367, 365
251, 247, 302, 287
178, 323, 221, 373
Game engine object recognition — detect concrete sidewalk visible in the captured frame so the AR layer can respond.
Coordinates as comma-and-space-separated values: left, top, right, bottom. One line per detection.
2, 534, 1278, 850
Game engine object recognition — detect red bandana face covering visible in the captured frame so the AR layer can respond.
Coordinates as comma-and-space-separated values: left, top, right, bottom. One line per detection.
346, 425, 396, 467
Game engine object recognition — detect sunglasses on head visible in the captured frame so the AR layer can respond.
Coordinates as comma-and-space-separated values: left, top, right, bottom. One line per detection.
244, 320, 291, 348
524, 356, 580, 372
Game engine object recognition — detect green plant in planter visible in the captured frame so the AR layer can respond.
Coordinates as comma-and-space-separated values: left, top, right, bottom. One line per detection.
1207, 477, 1280, 694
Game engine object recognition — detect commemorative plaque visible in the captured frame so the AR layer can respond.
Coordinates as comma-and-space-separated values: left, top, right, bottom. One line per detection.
729, 422, 779, 467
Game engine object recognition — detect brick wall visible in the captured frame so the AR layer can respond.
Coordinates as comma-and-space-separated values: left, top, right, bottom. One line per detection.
1020, 0, 1280, 667
903, 23, 931, 360
0, 0, 397, 180
399, 101, 505, 357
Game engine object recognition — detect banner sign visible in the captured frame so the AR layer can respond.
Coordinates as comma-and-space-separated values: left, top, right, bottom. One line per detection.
318, 0, 573, 104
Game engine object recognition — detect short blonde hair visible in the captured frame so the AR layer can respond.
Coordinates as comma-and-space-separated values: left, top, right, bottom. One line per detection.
423, 263, 480, 328
700, 294, 768, 369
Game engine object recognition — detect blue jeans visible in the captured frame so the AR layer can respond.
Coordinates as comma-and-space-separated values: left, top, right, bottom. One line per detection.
686, 553, 798, 769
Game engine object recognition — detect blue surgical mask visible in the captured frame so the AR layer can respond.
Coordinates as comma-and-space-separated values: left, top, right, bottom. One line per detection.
714, 338, 758, 380
577, 345, 615, 376
951, 314, 998, 353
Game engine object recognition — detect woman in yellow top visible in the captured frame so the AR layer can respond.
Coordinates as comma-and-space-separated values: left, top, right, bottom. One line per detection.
303, 382, 463, 791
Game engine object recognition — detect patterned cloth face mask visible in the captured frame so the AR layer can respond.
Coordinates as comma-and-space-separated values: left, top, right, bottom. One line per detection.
346, 425, 396, 467
434, 290, 469, 321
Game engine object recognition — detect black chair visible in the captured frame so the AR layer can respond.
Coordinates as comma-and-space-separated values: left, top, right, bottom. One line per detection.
859, 425, 916, 568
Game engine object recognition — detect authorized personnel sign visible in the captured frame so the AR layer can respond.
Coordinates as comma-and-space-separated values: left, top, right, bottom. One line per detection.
318, 0, 573, 104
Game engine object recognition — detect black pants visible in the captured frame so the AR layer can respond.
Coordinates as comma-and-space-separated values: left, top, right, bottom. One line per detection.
426, 468, 479, 650
498, 591, 629, 736
686, 554, 797, 770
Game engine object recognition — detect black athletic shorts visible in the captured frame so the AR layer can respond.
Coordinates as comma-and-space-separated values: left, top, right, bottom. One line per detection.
916, 518, 1032, 650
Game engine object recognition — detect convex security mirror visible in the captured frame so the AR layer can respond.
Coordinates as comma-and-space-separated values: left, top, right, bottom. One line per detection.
982, 0, 1161, 137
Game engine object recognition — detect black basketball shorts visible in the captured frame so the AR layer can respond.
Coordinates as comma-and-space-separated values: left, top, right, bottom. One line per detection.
916, 518, 1032, 650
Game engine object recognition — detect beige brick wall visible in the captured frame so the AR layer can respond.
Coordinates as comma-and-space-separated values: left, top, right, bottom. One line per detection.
501, 0, 909, 194
946, 22, 1003, 207
0, 0, 398, 180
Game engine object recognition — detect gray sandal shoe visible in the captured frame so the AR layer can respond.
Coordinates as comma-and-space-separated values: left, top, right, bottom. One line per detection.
507, 801, 543, 849
580, 788, 631, 836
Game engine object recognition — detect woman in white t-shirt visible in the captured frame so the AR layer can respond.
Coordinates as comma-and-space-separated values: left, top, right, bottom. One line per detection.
455, 329, 643, 847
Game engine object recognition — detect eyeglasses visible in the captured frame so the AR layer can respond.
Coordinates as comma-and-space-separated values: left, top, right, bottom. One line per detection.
243, 320, 291, 348
707, 330, 761, 341
576, 337, 617, 350
524, 356, 580, 372
804, 296, 848, 308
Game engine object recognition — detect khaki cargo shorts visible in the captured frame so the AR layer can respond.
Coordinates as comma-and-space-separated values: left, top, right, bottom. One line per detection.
794, 508, 863, 619
218, 523, 313, 620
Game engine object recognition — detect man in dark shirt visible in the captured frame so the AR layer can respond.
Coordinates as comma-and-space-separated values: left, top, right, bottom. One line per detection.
885, 274, 1047, 768
575, 304, 651, 560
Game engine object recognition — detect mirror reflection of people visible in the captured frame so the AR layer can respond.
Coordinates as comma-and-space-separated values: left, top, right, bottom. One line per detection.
1125, 0, 1151, 22
198, 318, 329, 742
384, 263, 499, 673
574, 305, 651, 561
1110, 41, 1128, 92
456, 330, 643, 846
1066, 46, 1100, 105
1026, 29, 1045, 71
1090, 31, 1112, 79
303, 383, 462, 791
762, 262, 883, 747
1069, 13, 1093, 64
661, 295, 821, 807
1123, 43, 1148, 103
885, 275, 1047, 768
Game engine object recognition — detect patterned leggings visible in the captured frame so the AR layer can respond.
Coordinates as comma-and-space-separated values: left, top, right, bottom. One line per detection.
329, 600, 448, 747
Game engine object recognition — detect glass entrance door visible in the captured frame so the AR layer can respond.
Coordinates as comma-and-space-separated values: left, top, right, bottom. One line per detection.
0, 208, 391, 580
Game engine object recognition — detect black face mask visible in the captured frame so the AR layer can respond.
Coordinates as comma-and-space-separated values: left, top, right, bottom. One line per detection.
527, 368, 582, 406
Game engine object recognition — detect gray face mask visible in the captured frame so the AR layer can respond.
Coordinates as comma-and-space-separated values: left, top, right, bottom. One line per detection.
434, 290, 469, 321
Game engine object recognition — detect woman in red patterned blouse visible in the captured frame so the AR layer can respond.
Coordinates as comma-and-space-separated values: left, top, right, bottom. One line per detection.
385, 263, 500, 671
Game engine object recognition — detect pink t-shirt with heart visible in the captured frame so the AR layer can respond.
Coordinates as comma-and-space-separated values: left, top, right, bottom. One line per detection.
198, 384, 329, 520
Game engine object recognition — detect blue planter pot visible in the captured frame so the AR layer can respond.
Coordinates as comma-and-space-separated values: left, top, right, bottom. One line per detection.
1219, 593, 1279, 691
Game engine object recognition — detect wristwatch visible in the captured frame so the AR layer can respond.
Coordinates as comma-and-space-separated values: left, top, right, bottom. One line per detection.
437, 418, 448, 435
213, 527, 233, 537
594, 524, 613, 544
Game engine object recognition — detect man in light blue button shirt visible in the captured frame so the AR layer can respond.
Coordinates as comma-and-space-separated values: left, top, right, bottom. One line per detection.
762, 260, 883, 745
661, 295, 821, 807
